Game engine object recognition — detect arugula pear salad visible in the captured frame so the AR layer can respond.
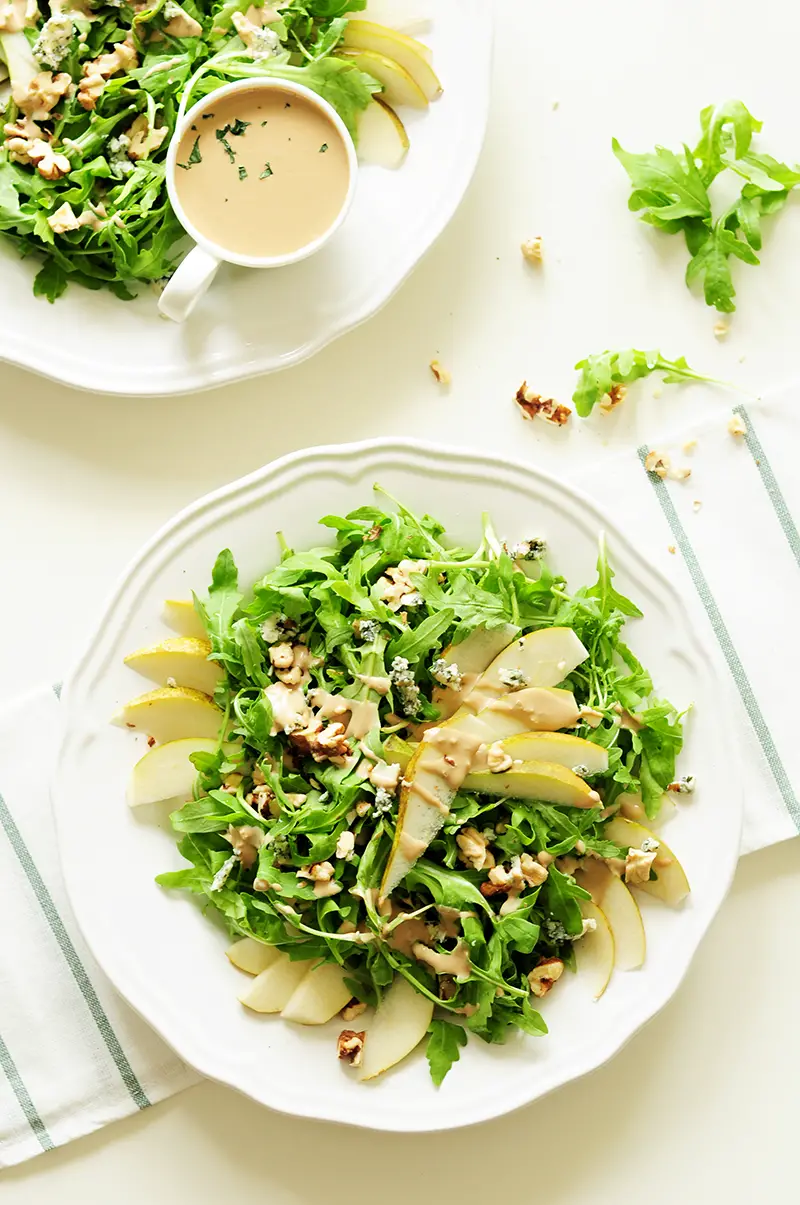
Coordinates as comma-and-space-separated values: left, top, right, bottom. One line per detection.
0, 0, 439, 301
117, 491, 692, 1085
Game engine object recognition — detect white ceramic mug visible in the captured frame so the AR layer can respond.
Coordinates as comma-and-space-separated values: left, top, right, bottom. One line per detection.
159, 78, 358, 324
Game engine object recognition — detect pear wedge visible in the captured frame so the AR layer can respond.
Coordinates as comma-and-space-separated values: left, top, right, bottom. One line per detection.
496, 731, 608, 776
356, 97, 410, 168
342, 20, 442, 100
575, 900, 615, 1000
282, 962, 352, 1025
604, 816, 690, 906
239, 953, 309, 1013
339, 49, 427, 108
463, 627, 588, 713
124, 636, 223, 696
226, 937, 282, 977
381, 686, 580, 897
433, 623, 518, 720
114, 686, 224, 744
575, 861, 645, 970
464, 760, 601, 808
358, 976, 433, 1080
163, 599, 206, 641
127, 736, 218, 807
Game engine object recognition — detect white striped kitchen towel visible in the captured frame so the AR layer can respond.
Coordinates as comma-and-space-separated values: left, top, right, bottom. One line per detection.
1, 388, 798, 1167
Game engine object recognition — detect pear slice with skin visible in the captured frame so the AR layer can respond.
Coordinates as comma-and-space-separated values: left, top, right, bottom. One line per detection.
381, 686, 581, 898
604, 816, 690, 906
462, 627, 589, 715
163, 599, 206, 641
339, 49, 428, 108
575, 900, 615, 1000
575, 861, 645, 970
239, 953, 309, 1014
282, 962, 352, 1025
358, 976, 434, 1080
226, 937, 282, 977
463, 760, 601, 808
495, 731, 608, 776
124, 636, 223, 696
433, 623, 518, 720
114, 685, 224, 744
356, 97, 410, 168
127, 737, 219, 807
342, 20, 442, 100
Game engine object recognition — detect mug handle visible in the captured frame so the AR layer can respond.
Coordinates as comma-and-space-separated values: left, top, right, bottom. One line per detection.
158, 246, 221, 323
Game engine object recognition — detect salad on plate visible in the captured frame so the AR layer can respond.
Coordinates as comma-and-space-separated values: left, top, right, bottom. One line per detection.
117, 490, 693, 1085
0, 0, 439, 301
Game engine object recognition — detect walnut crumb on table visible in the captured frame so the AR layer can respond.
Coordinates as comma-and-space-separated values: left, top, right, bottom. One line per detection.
683, 439, 697, 454
713, 321, 729, 340
728, 414, 747, 437
429, 359, 451, 386
644, 450, 670, 478
693, 500, 702, 512
337, 1030, 365, 1066
668, 545, 676, 555
521, 236, 543, 263
515, 382, 571, 426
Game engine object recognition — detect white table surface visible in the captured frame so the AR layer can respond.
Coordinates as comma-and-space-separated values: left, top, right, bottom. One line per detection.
3, 0, 800, 1199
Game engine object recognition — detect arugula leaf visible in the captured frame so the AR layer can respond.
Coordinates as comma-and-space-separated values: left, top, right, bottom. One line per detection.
612, 138, 711, 225
572, 348, 732, 418
425, 1020, 467, 1086
543, 864, 590, 937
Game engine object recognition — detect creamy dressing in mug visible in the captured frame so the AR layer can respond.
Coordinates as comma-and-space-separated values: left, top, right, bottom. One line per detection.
173, 87, 351, 258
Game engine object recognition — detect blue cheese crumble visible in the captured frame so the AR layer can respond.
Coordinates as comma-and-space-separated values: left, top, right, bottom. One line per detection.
210, 853, 238, 892
498, 667, 529, 690
354, 618, 379, 643
431, 658, 463, 691
507, 538, 547, 561
33, 14, 74, 71
390, 656, 421, 717
373, 787, 394, 815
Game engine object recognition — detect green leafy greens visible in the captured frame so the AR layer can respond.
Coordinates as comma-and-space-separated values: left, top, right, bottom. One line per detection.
613, 101, 800, 312
155, 490, 686, 1084
572, 347, 739, 418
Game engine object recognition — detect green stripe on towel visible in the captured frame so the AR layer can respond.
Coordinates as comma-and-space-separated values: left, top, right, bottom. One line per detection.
733, 405, 800, 569
0, 792, 151, 1111
639, 446, 800, 831
0, 1029, 54, 1152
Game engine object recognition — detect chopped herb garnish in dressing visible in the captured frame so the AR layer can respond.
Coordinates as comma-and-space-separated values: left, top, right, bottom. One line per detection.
229, 118, 251, 136
261, 120, 269, 126
319, 142, 329, 153
238, 165, 248, 180
216, 128, 236, 164
216, 119, 251, 163
177, 136, 202, 170
202, 112, 215, 120
259, 162, 273, 179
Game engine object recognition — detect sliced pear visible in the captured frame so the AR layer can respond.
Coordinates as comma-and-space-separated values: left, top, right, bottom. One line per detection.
464, 760, 601, 808
127, 736, 218, 807
575, 900, 615, 1000
358, 976, 433, 1080
575, 862, 645, 970
356, 97, 409, 168
343, 19, 442, 101
433, 623, 518, 720
383, 733, 416, 771
381, 686, 580, 896
163, 599, 206, 641
226, 937, 282, 976
124, 636, 223, 696
496, 731, 608, 776
239, 952, 309, 1013
604, 816, 690, 906
114, 686, 224, 744
282, 962, 352, 1025
339, 49, 427, 108
463, 628, 588, 713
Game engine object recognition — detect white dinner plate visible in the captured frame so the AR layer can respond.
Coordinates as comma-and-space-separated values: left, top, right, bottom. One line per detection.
54, 440, 742, 1131
0, 3, 490, 396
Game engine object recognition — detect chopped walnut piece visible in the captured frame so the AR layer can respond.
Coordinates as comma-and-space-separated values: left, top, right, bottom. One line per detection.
667, 545, 676, 555
28, 139, 71, 180
224, 824, 265, 870
290, 720, 350, 762
598, 383, 627, 415
429, 359, 451, 386
456, 826, 495, 872
728, 414, 747, 437
340, 999, 367, 1023
515, 382, 571, 426
713, 320, 729, 341
16, 70, 72, 119
486, 741, 513, 773
297, 860, 335, 882
78, 38, 138, 111
670, 465, 692, 482
376, 560, 426, 612
624, 845, 658, 885
683, 439, 697, 454
528, 956, 564, 997
521, 235, 543, 263
693, 500, 702, 513
125, 113, 169, 161
337, 1029, 365, 1066
335, 830, 356, 861
644, 450, 670, 479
